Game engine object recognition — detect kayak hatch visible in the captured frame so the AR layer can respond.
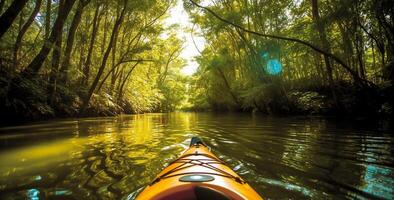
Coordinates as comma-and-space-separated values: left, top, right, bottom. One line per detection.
135, 137, 263, 200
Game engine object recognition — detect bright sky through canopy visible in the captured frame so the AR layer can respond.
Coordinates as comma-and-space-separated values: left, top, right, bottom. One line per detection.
164, 0, 205, 76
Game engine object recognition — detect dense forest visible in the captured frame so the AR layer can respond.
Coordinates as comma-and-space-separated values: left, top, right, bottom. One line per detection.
0, 0, 188, 121
186, 0, 393, 116
0, 0, 393, 121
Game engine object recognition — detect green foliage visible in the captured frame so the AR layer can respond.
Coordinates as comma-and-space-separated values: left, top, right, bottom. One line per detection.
0, 0, 392, 120
288, 91, 327, 114
185, 0, 393, 116
0, 71, 54, 120
0, 0, 188, 120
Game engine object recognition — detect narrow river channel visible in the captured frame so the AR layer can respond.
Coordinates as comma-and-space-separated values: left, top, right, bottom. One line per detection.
0, 113, 393, 199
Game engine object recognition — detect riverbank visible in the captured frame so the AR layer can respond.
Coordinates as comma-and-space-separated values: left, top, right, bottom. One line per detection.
188, 80, 393, 118
1, 82, 392, 126
0, 69, 158, 125
1, 69, 393, 125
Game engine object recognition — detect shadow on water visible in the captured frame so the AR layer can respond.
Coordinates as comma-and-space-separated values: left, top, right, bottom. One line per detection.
0, 113, 392, 199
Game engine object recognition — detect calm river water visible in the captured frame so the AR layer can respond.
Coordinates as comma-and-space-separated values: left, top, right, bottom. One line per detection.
0, 113, 393, 199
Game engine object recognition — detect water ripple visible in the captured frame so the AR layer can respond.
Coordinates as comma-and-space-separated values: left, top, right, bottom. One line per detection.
0, 113, 392, 199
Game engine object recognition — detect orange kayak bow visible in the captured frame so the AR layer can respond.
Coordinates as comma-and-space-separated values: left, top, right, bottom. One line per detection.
135, 137, 263, 200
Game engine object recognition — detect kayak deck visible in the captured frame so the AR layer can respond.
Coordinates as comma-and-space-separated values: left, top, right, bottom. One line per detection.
135, 137, 263, 200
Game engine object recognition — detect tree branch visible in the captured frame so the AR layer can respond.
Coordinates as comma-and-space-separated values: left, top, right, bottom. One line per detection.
97, 59, 154, 91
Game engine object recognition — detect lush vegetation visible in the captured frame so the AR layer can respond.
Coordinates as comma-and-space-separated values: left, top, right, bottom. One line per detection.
0, 0, 393, 121
185, 0, 393, 116
0, 0, 187, 121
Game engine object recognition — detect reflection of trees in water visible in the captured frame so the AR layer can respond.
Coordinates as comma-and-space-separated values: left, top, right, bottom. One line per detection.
75, 138, 148, 199
61, 115, 179, 199
1, 114, 391, 199
359, 135, 393, 199
209, 117, 393, 199
281, 123, 393, 200
0, 120, 157, 199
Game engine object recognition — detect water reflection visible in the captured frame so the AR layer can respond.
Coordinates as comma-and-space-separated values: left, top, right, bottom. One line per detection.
0, 113, 392, 199
361, 136, 394, 198
27, 188, 40, 200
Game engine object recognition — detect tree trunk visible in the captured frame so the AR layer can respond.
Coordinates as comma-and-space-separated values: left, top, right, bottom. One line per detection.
59, 0, 91, 84
158, 47, 182, 85
337, 21, 354, 69
374, 0, 394, 86
80, 0, 127, 114
110, 29, 118, 94
117, 62, 139, 102
21, 0, 76, 77
48, 0, 69, 104
13, 0, 42, 68
0, 0, 29, 39
374, 0, 394, 62
311, 0, 339, 108
101, 9, 108, 55
47, 29, 62, 104
217, 67, 239, 106
355, 33, 366, 79
354, 3, 366, 80
77, 36, 85, 75
371, 40, 377, 82
45, 0, 51, 39
82, 4, 101, 85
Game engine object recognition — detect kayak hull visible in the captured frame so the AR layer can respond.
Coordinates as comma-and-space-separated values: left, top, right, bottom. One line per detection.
135, 138, 263, 200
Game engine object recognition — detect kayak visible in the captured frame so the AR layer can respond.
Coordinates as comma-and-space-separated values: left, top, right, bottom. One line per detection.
135, 137, 263, 200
